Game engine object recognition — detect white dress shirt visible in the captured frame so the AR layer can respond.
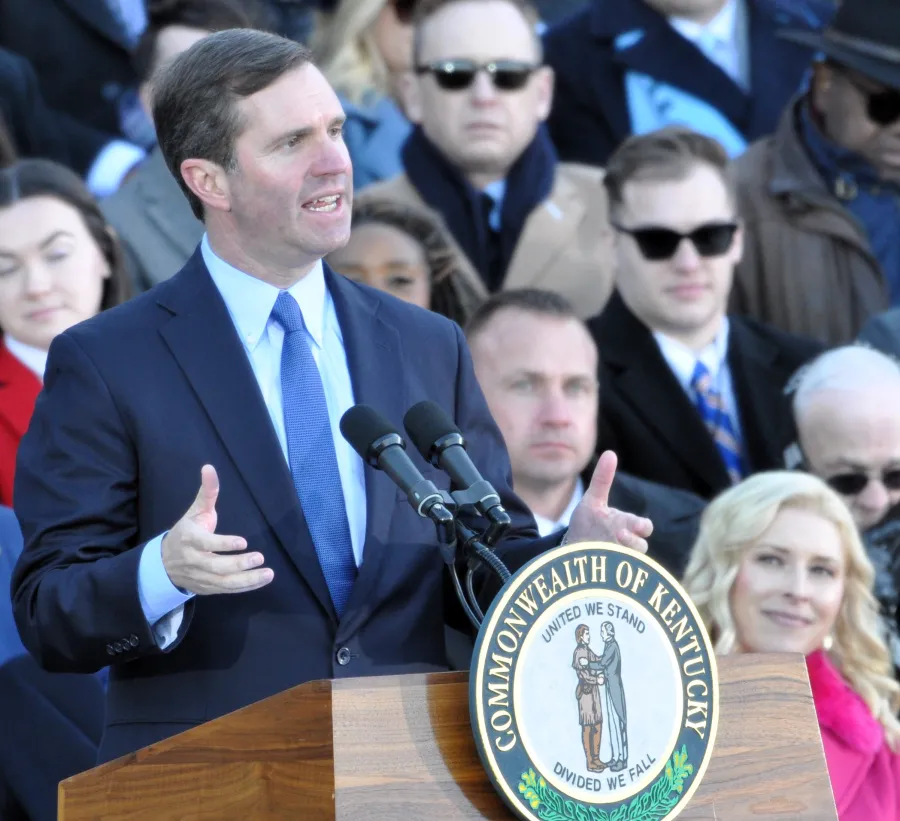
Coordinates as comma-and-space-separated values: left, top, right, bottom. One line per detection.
137, 236, 367, 645
669, 0, 750, 90
532, 479, 584, 538
4, 336, 47, 380
653, 318, 743, 441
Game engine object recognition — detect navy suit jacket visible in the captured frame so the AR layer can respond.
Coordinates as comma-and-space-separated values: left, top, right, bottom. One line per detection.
543, 0, 832, 166
11, 252, 555, 762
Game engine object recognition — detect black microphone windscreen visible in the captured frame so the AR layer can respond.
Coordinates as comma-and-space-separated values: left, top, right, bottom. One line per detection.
404, 400, 461, 459
340, 404, 397, 458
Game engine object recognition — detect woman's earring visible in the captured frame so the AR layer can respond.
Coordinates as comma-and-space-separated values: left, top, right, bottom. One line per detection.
822, 634, 834, 652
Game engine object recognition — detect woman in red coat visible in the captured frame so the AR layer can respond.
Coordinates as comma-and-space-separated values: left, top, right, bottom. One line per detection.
684, 471, 900, 820
0, 159, 131, 505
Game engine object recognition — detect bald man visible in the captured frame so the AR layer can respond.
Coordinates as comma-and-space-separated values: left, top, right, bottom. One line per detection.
792, 345, 900, 532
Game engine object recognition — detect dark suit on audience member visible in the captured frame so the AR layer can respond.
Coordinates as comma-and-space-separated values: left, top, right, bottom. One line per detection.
542, 0, 831, 167
11, 251, 559, 764
588, 293, 823, 500
0, 48, 110, 176
608, 472, 704, 579
0, 0, 151, 146
0, 507, 105, 821
101, 148, 204, 291
0, 342, 42, 508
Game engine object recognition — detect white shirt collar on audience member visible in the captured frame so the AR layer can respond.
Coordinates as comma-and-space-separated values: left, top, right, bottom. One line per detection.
653, 317, 731, 391
668, 0, 748, 88
532, 478, 584, 538
4, 335, 48, 380
200, 234, 329, 351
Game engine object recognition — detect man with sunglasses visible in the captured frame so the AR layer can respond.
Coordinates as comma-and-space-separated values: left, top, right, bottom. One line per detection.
733, 0, 900, 345
790, 345, 900, 671
587, 127, 822, 501
355, 0, 614, 320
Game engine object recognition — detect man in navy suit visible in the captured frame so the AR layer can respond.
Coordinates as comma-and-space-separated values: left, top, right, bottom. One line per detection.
11, 29, 652, 764
543, 0, 833, 166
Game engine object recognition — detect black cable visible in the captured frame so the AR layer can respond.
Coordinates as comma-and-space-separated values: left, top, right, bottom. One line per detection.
452, 564, 482, 630
465, 566, 486, 622
471, 543, 511, 583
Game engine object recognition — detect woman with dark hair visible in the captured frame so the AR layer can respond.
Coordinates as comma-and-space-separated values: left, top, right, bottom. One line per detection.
327, 197, 483, 325
0, 159, 132, 505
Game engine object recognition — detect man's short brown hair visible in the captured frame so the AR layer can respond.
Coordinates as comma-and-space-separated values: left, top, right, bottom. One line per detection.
602, 126, 736, 220
412, 0, 542, 64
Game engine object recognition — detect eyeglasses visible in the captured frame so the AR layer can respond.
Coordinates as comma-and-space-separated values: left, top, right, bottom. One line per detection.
390, 0, 417, 24
826, 469, 900, 496
838, 67, 900, 127
414, 59, 538, 92
611, 222, 739, 262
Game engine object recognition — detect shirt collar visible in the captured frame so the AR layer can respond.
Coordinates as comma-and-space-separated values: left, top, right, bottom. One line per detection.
201, 234, 327, 350
653, 317, 730, 388
532, 478, 584, 538
669, 0, 739, 46
4, 335, 47, 380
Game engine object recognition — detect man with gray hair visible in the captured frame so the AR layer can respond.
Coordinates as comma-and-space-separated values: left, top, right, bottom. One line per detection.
792, 345, 900, 533
791, 345, 900, 671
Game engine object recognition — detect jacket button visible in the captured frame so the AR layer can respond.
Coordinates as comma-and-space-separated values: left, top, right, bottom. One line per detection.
106, 644, 116, 656
128, 635, 139, 647
335, 647, 352, 666
113, 641, 124, 653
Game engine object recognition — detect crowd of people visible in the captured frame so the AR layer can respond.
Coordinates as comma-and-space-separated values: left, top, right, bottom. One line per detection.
0, 0, 899, 818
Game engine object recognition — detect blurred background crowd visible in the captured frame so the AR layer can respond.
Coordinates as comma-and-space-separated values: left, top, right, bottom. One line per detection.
1, 0, 900, 818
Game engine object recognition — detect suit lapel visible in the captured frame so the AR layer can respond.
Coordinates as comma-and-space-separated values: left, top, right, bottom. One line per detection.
505, 171, 585, 290
727, 319, 783, 472
59, 0, 131, 48
326, 268, 407, 632
598, 296, 728, 491
157, 253, 338, 622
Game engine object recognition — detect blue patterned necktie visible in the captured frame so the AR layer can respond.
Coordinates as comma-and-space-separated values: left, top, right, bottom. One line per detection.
271, 291, 356, 615
690, 361, 745, 485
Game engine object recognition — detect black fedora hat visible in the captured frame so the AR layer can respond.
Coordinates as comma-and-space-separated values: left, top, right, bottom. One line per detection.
780, 0, 900, 91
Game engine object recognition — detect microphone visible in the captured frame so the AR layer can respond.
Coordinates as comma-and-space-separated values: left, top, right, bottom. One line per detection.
339, 404, 454, 526
403, 400, 512, 544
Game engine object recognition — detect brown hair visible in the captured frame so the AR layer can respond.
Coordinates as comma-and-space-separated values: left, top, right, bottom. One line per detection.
603, 126, 736, 221
0, 159, 132, 311
575, 624, 589, 642
133, 0, 267, 83
151, 29, 312, 220
411, 0, 542, 64
464, 287, 578, 342
348, 198, 484, 326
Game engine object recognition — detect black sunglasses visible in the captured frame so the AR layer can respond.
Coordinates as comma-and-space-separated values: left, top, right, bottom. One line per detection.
838, 66, 900, 127
612, 222, 739, 262
826, 469, 900, 496
414, 59, 538, 92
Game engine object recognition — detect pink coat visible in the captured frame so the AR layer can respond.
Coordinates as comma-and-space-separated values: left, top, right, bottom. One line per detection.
807, 650, 900, 821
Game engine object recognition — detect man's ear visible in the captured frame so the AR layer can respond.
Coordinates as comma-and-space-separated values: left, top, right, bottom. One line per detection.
180, 158, 232, 214
535, 65, 555, 122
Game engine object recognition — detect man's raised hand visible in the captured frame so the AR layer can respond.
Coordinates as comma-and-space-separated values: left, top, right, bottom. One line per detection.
160, 465, 274, 595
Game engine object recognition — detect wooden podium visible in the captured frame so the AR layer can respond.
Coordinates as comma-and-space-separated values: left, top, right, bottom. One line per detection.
58, 653, 838, 820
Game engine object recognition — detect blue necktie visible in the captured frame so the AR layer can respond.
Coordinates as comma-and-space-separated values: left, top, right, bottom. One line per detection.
271, 291, 356, 615
690, 361, 745, 485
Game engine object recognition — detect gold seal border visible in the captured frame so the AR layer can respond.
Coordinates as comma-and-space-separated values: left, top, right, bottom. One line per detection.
471, 541, 720, 821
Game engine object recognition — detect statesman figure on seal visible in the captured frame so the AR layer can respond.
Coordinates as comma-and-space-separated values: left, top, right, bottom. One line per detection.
573, 624, 605, 772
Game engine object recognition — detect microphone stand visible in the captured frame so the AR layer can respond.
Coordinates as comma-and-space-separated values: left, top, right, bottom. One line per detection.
427, 489, 513, 631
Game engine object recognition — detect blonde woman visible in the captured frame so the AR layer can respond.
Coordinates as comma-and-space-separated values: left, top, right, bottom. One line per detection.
312, 0, 413, 189
683, 471, 900, 821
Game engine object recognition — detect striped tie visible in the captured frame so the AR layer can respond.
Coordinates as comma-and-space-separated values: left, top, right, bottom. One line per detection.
690, 361, 744, 485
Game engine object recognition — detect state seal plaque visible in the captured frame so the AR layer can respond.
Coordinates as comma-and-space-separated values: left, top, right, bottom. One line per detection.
470, 542, 718, 821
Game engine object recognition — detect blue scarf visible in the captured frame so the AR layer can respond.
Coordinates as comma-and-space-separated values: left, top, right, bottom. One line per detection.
402, 125, 557, 289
